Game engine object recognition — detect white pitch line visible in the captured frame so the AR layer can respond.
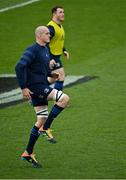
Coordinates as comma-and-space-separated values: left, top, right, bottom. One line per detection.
0, 74, 16, 78
0, 75, 84, 105
0, 0, 41, 13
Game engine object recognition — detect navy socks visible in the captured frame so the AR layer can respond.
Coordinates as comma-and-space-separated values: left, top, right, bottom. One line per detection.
26, 126, 40, 154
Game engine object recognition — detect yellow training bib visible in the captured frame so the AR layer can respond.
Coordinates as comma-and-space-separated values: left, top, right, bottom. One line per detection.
47, 20, 65, 55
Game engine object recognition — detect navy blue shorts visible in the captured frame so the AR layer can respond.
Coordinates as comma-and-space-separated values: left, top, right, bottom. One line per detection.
50, 54, 63, 70
29, 84, 53, 107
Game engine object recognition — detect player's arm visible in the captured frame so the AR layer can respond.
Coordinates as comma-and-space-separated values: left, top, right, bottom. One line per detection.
47, 25, 55, 39
15, 49, 34, 99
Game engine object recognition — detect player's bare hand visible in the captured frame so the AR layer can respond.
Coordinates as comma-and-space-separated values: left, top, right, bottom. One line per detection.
63, 51, 69, 60
22, 88, 33, 100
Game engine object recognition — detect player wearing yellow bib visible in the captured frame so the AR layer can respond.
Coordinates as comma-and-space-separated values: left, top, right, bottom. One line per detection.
39, 6, 70, 141
47, 6, 69, 91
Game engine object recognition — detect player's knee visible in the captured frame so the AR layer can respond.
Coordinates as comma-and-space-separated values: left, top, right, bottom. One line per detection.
56, 91, 69, 107
60, 74, 65, 81
61, 94, 69, 105
58, 72, 65, 81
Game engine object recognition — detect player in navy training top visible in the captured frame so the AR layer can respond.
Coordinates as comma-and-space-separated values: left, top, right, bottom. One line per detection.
15, 26, 69, 168
16, 43, 51, 89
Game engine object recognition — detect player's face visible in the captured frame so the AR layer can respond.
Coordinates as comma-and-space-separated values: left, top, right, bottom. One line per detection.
41, 28, 50, 43
55, 8, 64, 22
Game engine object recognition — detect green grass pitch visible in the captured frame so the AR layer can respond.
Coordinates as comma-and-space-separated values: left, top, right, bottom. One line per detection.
0, 0, 126, 178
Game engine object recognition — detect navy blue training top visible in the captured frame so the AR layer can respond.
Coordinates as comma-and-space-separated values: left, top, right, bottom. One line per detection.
15, 43, 51, 89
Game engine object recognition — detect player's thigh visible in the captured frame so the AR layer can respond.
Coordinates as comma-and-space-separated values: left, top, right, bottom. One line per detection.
34, 104, 48, 128
47, 89, 58, 101
32, 96, 48, 119
34, 105, 48, 121
30, 84, 53, 99
52, 67, 65, 80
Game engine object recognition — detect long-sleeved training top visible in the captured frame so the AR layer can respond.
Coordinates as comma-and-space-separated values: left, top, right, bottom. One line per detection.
15, 43, 51, 89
